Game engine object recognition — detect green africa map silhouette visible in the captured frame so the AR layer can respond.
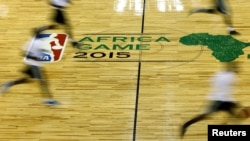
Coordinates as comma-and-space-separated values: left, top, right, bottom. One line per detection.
179, 33, 250, 62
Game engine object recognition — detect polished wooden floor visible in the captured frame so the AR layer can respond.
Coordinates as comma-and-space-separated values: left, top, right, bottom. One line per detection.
0, 0, 250, 141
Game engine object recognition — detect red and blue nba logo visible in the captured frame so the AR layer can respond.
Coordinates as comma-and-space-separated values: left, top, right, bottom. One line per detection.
26, 33, 68, 62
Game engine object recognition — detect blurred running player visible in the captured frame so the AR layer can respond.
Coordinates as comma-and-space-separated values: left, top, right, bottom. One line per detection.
180, 62, 244, 138
190, 0, 240, 35
0, 32, 59, 106
35, 0, 81, 48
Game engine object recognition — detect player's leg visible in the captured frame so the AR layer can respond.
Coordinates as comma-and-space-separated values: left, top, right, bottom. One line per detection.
190, 0, 217, 15
0, 65, 34, 94
225, 102, 244, 118
190, 8, 217, 14
50, 8, 81, 48
222, 14, 240, 35
63, 21, 81, 47
34, 8, 62, 34
180, 101, 220, 138
217, 0, 240, 35
29, 65, 59, 106
1, 78, 29, 95
219, 102, 245, 124
36, 8, 81, 48
58, 11, 83, 48
180, 113, 209, 138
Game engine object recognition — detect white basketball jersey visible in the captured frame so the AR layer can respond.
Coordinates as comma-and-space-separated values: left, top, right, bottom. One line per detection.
207, 71, 236, 101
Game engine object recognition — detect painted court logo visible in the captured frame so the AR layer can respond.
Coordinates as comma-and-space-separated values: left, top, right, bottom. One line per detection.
75, 33, 250, 62
25, 33, 68, 62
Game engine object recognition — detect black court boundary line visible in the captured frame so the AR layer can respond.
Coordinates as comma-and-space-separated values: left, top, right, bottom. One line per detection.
74, 2, 204, 140
133, 0, 146, 141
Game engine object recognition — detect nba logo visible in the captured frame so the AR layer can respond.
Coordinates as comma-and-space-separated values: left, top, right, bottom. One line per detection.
25, 33, 68, 62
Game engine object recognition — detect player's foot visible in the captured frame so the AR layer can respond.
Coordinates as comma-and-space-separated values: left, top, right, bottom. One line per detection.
180, 125, 187, 139
71, 41, 79, 47
1, 83, 11, 95
43, 99, 60, 106
71, 41, 84, 49
229, 30, 240, 35
188, 9, 195, 16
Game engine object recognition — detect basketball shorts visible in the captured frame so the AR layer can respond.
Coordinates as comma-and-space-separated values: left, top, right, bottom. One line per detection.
53, 9, 67, 24
22, 65, 44, 80
206, 100, 239, 114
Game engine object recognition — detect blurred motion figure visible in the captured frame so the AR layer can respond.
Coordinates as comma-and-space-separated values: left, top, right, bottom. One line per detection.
35, 0, 81, 48
190, 0, 240, 35
1, 32, 59, 106
180, 61, 245, 138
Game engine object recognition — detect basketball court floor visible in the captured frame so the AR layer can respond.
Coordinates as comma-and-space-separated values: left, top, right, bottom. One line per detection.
0, 0, 250, 141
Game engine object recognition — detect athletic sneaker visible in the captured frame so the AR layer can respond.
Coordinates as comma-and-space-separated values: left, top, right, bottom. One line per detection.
1, 83, 11, 95
229, 30, 240, 35
71, 41, 83, 48
43, 99, 60, 106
